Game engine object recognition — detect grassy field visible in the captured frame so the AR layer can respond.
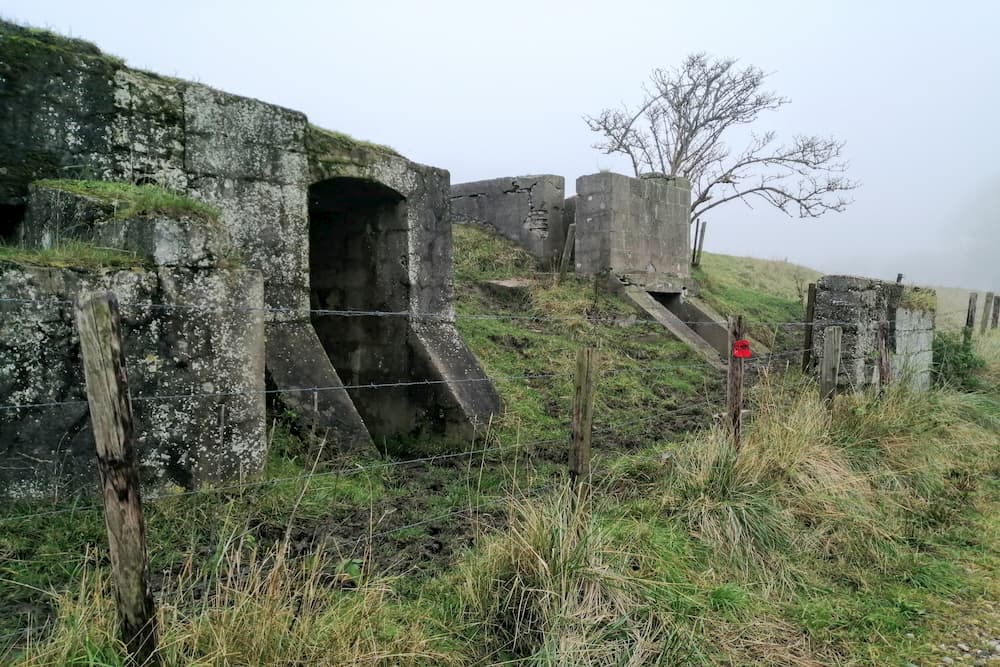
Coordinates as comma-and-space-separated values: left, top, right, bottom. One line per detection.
2, 227, 998, 665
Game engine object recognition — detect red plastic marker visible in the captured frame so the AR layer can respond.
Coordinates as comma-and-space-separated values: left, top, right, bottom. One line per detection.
732, 339, 751, 359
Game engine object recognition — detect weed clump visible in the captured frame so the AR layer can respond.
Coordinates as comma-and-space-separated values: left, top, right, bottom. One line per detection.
456, 484, 673, 664
932, 331, 985, 390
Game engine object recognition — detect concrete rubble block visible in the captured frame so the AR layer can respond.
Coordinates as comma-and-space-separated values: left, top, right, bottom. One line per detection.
574, 172, 691, 288
450, 175, 566, 262
21, 183, 229, 267
482, 278, 536, 301
812, 275, 936, 392
0, 263, 266, 497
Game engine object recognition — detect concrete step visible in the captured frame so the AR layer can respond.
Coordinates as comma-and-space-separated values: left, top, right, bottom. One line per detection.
620, 286, 727, 372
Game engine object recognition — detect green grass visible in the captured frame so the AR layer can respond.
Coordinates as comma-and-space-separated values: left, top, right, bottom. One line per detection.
4, 228, 1000, 666
693, 251, 819, 347
34, 179, 220, 223
0, 17, 125, 67
306, 124, 399, 159
0, 241, 146, 269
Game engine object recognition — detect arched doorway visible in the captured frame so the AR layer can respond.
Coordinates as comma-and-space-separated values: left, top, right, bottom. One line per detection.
308, 177, 413, 436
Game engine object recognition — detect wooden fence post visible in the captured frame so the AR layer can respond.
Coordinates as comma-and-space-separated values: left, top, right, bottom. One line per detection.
801, 283, 817, 372
981, 292, 995, 335
877, 320, 892, 389
964, 292, 978, 347
992, 295, 999, 330
727, 316, 746, 450
820, 326, 842, 408
75, 292, 158, 667
569, 347, 598, 496
690, 218, 701, 266
558, 223, 576, 284
695, 221, 708, 266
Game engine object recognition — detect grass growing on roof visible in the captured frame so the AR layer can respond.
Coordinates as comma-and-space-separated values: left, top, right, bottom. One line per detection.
307, 124, 399, 158
33, 179, 220, 223
0, 240, 145, 269
900, 286, 937, 312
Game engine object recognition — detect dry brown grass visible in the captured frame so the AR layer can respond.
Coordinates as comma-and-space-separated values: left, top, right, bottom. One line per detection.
13, 532, 451, 666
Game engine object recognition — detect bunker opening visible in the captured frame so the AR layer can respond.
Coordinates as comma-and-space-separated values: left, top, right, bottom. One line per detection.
308, 176, 416, 436
0, 203, 25, 243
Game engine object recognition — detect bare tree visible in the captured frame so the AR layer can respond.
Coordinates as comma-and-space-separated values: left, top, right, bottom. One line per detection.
584, 54, 858, 222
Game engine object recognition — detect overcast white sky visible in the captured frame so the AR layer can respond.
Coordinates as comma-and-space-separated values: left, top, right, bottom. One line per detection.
4, 0, 999, 289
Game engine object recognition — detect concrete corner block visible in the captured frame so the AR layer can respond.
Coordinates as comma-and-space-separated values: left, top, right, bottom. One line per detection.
574, 172, 690, 285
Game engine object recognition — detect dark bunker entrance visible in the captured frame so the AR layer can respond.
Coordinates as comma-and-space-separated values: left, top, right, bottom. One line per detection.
308, 176, 427, 439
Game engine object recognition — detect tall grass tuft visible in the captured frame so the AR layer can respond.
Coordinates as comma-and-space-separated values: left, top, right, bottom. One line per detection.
456, 483, 673, 665
661, 370, 1000, 587
932, 331, 985, 390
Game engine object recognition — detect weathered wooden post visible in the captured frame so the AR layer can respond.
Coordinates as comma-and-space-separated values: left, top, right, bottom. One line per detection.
820, 326, 842, 408
75, 292, 158, 667
964, 292, 978, 347
981, 292, 995, 335
695, 221, 708, 266
558, 223, 576, 284
727, 316, 747, 450
690, 218, 701, 266
992, 295, 1000, 330
877, 320, 892, 389
801, 283, 817, 372
569, 347, 598, 497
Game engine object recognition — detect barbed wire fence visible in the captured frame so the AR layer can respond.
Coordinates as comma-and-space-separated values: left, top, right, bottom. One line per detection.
0, 286, 991, 658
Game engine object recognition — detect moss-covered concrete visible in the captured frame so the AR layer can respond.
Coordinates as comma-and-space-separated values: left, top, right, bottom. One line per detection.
0, 17, 501, 487
33, 179, 220, 222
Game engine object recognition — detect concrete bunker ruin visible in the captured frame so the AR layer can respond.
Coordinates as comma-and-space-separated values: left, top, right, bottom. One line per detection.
451, 171, 739, 367
810, 276, 936, 392
0, 20, 500, 496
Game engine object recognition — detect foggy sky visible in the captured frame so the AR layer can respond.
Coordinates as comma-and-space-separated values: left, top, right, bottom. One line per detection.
4, 0, 998, 289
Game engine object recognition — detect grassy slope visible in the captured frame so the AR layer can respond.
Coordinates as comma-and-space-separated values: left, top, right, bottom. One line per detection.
3, 227, 999, 665
693, 251, 819, 349
692, 250, 985, 335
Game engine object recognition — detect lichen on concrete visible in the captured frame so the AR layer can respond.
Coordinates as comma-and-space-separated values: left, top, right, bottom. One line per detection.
1, 16, 503, 492
575, 172, 691, 287
812, 275, 935, 392
450, 175, 566, 262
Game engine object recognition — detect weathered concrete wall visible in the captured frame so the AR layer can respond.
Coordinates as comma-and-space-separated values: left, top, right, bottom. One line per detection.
0, 19, 500, 462
450, 175, 565, 261
0, 24, 309, 315
0, 263, 266, 497
574, 173, 691, 288
812, 276, 935, 392
894, 307, 935, 391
